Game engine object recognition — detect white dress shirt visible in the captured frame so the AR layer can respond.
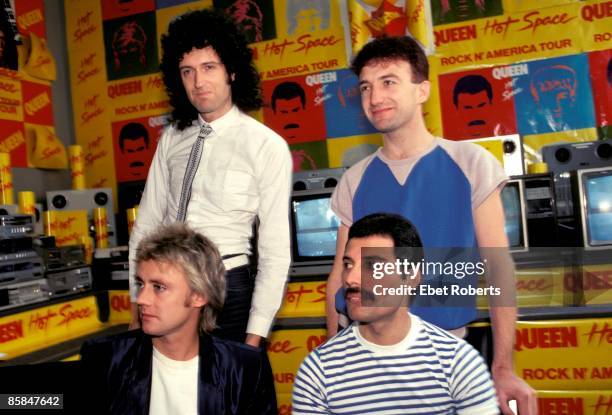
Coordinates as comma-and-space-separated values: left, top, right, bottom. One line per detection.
129, 105, 292, 337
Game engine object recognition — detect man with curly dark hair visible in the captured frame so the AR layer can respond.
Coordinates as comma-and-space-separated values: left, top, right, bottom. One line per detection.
129, 8, 292, 349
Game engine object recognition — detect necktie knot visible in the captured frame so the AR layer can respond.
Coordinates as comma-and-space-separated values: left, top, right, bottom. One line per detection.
199, 123, 213, 139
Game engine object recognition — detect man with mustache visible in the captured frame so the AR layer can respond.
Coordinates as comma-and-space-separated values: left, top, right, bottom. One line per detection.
293, 213, 498, 414
325, 36, 536, 414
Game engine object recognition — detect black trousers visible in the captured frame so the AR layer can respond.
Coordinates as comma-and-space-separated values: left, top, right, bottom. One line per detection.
212, 265, 255, 343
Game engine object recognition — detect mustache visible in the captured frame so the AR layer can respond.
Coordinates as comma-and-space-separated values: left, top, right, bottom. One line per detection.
129, 161, 145, 168
345, 286, 376, 303
468, 119, 486, 126
283, 123, 300, 130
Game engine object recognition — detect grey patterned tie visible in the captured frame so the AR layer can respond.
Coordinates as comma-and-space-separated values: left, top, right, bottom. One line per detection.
176, 123, 213, 222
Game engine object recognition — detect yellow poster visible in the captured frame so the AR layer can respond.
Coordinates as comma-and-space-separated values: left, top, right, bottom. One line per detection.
108, 290, 131, 324
274, 0, 345, 39
537, 390, 612, 415
327, 133, 383, 167
0, 296, 104, 359
0, 78, 23, 122
277, 393, 292, 415
579, 264, 612, 306
581, 1, 612, 52
514, 318, 612, 390
276, 281, 327, 319
252, 27, 348, 81
107, 74, 169, 122
523, 128, 598, 154
44, 209, 89, 247
268, 327, 327, 394
434, 3, 585, 72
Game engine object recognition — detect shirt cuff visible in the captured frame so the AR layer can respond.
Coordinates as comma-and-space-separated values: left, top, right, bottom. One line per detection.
247, 314, 273, 338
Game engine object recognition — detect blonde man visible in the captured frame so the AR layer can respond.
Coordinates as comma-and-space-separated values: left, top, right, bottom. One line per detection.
80, 223, 276, 414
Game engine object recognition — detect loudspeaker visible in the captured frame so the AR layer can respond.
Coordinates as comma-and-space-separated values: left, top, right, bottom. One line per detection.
541, 139, 612, 220
46, 188, 117, 246
541, 139, 612, 173
292, 168, 346, 191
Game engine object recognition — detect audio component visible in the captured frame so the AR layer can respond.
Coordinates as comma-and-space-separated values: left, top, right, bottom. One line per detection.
46, 188, 117, 246
292, 168, 346, 191
0, 278, 50, 311
45, 266, 92, 297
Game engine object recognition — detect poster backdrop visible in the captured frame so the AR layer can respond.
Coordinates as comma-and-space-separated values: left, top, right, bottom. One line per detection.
61, 0, 610, 225
0, 0, 65, 169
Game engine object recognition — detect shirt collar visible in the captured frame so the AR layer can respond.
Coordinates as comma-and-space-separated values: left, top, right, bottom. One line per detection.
197, 105, 240, 135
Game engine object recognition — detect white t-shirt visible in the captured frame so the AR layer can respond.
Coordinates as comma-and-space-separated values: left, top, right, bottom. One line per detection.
149, 347, 199, 415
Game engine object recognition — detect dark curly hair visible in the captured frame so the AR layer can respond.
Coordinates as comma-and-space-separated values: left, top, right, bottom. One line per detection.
160, 8, 263, 130
351, 36, 429, 83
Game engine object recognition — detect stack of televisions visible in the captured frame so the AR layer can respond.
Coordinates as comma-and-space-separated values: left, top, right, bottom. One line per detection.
504, 138, 612, 253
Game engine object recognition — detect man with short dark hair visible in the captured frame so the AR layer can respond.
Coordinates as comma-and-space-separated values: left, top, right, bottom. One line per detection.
326, 36, 536, 415
294, 213, 498, 414
81, 223, 277, 414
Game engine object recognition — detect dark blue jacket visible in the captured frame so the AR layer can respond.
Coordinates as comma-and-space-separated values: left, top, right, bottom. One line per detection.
79, 329, 277, 414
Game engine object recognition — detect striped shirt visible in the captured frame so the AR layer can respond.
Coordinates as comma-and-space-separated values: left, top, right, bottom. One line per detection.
292, 315, 498, 414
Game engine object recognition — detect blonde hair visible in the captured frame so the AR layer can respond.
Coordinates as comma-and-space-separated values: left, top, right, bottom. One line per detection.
136, 223, 226, 333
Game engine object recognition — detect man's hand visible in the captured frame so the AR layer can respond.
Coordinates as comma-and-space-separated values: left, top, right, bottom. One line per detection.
493, 367, 538, 415
245, 333, 262, 348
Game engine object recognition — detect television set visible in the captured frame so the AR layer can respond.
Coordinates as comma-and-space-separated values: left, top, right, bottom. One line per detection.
289, 188, 340, 276
575, 167, 612, 250
501, 179, 529, 252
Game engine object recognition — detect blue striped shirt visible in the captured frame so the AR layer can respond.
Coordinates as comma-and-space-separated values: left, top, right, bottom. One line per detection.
292, 315, 498, 414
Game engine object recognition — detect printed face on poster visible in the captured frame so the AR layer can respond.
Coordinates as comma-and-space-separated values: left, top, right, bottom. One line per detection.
112, 115, 163, 183
262, 75, 327, 145
439, 67, 518, 140
513, 54, 596, 136
213, 0, 276, 44
103, 11, 159, 81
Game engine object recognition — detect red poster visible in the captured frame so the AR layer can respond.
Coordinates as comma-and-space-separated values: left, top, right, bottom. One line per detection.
0, 119, 27, 167
22, 80, 53, 125
101, 0, 156, 21
588, 50, 612, 132
111, 115, 162, 183
14, 0, 46, 39
262, 75, 327, 145
439, 67, 518, 140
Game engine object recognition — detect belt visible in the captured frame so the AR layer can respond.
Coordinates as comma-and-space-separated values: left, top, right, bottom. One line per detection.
222, 253, 249, 270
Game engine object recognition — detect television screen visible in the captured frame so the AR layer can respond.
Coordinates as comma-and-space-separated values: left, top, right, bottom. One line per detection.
583, 170, 612, 246
291, 191, 340, 261
501, 181, 526, 250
